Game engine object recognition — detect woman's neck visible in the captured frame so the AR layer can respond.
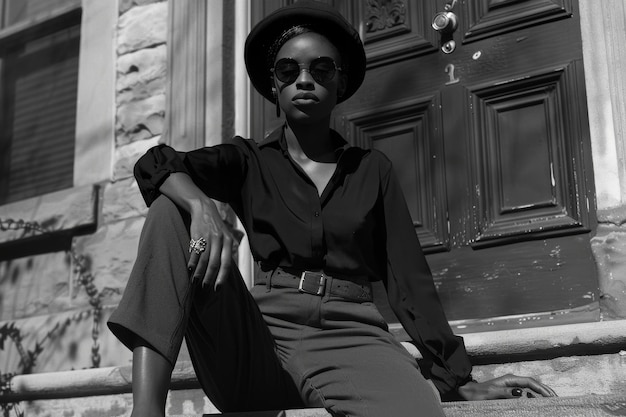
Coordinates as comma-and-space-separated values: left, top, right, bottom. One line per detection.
284, 121, 337, 163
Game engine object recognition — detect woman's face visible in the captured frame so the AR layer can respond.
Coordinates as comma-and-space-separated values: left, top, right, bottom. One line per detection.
272, 32, 347, 125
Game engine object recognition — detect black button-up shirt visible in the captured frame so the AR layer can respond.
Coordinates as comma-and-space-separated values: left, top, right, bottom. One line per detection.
134, 126, 472, 396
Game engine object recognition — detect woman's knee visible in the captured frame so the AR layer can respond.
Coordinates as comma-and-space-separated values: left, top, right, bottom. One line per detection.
149, 195, 182, 217
145, 195, 191, 231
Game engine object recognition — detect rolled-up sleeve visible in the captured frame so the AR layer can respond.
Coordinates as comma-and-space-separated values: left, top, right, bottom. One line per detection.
134, 144, 188, 206
133, 139, 248, 207
379, 161, 472, 397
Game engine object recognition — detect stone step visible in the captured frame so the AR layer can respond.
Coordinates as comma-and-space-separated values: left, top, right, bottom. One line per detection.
6, 392, 626, 417
4, 321, 626, 416
199, 395, 626, 417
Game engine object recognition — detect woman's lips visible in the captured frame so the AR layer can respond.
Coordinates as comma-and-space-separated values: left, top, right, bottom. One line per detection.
292, 93, 319, 104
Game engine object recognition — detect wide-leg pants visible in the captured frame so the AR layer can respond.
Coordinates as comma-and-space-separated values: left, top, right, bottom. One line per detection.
107, 195, 445, 417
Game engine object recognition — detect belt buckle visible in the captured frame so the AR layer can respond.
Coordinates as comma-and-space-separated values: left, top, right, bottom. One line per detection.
298, 271, 326, 296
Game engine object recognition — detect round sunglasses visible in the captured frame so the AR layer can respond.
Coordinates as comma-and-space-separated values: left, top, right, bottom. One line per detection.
271, 56, 341, 85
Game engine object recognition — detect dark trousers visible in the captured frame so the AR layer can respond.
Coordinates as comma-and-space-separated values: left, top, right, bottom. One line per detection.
108, 196, 445, 417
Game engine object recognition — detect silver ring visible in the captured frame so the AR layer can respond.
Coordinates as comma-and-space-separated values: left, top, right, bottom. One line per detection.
189, 237, 207, 255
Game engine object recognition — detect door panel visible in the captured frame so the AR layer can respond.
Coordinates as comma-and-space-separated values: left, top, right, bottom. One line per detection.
360, 0, 438, 67
464, 0, 574, 43
468, 61, 591, 247
251, 0, 598, 334
344, 94, 448, 252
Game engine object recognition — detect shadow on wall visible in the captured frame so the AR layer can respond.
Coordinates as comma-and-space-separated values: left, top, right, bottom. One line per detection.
0, 217, 118, 392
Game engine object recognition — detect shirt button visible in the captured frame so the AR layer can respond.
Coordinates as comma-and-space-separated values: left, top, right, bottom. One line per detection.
314, 211, 320, 217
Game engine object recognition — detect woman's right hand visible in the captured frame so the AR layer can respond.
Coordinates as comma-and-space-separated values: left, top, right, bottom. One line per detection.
187, 197, 235, 291
158, 172, 235, 291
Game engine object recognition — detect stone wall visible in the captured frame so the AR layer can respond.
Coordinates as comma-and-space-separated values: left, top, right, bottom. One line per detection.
593, 207, 626, 319
0, 0, 168, 377
580, 0, 626, 322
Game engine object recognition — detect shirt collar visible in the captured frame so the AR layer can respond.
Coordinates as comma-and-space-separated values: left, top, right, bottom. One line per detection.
258, 124, 350, 157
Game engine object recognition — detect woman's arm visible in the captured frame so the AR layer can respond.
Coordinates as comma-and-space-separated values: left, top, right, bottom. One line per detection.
378, 156, 556, 400
133, 142, 247, 290
378, 157, 472, 396
159, 172, 234, 290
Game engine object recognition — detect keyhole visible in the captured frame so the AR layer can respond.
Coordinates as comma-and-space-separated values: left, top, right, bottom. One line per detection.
442, 40, 456, 54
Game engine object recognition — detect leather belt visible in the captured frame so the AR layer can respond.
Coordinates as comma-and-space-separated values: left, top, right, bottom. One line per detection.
256, 267, 373, 302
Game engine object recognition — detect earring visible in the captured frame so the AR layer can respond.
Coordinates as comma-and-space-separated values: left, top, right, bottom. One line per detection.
272, 88, 281, 118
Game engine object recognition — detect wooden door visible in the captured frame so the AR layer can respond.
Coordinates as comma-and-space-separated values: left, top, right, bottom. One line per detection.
250, 0, 598, 334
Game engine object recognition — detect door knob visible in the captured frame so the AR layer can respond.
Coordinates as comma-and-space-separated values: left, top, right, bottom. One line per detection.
432, 11, 458, 34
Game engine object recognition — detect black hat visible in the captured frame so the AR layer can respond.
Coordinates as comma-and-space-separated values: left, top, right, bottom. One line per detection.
244, 0, 366, 104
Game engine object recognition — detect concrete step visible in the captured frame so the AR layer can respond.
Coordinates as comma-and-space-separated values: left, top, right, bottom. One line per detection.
4, 321, 626, 416
6, 392, 626, 417
203, 395, 626, 416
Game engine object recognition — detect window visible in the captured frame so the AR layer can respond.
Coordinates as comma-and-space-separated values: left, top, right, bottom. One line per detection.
0, 0, 81, 205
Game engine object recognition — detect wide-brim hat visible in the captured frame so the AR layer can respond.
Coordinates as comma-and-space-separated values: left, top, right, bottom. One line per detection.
244, 0, 366, 104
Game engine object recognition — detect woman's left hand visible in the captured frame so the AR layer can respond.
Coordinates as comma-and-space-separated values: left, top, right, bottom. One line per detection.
457, 374, 557, 400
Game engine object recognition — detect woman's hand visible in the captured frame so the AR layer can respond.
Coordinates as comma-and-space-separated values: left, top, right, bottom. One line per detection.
187, 197, 235, 291
158, 172, 235, 292
458, 374, 557, 400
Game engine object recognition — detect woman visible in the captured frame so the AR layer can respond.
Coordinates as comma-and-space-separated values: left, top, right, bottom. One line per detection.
108, 2, 556, 416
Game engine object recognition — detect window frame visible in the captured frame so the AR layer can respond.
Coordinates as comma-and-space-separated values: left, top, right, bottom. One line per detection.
0, 0, 81, 45
0, 0, 82, 205
0, 0, 116, 246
